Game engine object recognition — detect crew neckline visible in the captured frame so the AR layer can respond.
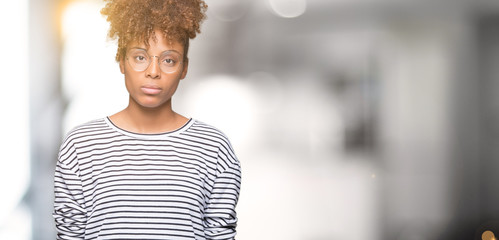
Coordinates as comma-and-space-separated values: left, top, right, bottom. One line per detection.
104, 117, 194, 139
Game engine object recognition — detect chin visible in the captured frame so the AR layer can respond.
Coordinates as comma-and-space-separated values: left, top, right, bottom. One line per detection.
138, 101, 165, 109
129, 94, 172, 109
138, 97, 170, 109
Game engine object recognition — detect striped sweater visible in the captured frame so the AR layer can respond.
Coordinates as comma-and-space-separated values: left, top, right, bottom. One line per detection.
53, 118, 241, 240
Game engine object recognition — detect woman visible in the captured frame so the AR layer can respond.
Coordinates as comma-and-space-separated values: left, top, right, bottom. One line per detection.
53, 0, 241, 239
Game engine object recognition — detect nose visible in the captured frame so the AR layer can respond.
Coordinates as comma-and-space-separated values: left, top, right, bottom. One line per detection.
146, 56, 161, 79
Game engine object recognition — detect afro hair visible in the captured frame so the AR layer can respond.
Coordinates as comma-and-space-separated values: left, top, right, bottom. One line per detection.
101, 0, 207, 61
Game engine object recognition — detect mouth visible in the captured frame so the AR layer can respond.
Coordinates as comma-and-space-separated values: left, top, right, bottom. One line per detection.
141, 85, 162, 95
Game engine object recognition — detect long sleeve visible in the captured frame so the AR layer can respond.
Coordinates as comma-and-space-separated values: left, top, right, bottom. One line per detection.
204, 148, 242, 240
53, 144, 87, 240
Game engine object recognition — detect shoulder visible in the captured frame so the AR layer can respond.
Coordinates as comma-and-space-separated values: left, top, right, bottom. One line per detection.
187, 119, 240, 166
63, 118, 110, 141
59, 118, 112, 152
57, 118, 102, 164
185, 119, 233, 146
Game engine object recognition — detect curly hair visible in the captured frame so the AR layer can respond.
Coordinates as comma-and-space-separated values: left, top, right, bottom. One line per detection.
101, 0, 207, 62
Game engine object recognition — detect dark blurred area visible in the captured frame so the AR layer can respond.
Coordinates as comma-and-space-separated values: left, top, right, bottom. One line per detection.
1, 0, 499, 239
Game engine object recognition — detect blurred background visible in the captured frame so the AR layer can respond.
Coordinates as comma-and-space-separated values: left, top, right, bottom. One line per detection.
1, 0, 499, 239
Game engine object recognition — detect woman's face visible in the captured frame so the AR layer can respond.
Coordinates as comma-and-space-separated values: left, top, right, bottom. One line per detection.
119, 29, 188, 109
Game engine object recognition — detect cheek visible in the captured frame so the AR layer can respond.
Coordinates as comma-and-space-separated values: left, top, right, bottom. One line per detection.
123, 72, 138, 93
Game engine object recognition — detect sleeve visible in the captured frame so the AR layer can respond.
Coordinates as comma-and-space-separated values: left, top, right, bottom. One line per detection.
53, 144, 87, 240
204, 146, 242, 240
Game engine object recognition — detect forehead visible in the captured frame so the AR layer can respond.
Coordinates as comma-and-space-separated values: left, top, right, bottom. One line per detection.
128, 31, 184, 53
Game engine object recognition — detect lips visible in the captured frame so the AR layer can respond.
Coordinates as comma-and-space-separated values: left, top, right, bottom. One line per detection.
141, 85, 162, 95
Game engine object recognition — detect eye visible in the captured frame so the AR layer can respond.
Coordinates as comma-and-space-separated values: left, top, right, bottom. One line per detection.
134, 55, 148, 62
160, 56, 178, 66
162, 58, 175, 64
128, 49, 149, 63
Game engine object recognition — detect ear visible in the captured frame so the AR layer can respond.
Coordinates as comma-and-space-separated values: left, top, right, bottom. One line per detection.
180, 58, 189, 80
119, 59, 125, 74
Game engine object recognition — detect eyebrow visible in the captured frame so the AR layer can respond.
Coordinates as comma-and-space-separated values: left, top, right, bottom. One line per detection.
129, 47, 182, 55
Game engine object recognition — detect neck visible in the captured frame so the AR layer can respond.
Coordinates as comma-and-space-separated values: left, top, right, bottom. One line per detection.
111, 97, 188, 134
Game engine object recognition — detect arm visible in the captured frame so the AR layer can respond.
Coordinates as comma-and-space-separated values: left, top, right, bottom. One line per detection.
204, 163, 242, 240
53, 145, 87, 240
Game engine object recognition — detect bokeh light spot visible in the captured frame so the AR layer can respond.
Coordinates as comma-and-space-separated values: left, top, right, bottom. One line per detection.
268, 0, 306, 18
483, 230, 496, 240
